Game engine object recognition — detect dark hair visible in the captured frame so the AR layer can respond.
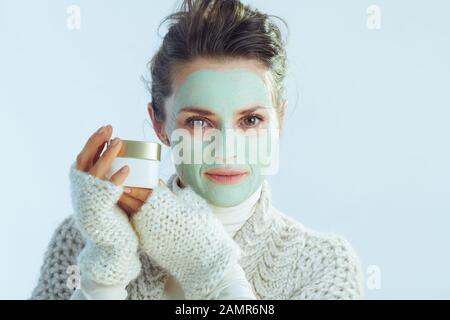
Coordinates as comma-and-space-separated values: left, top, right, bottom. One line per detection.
144, 0, 288, 127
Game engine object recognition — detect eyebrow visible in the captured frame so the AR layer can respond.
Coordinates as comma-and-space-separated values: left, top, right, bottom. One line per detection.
178, 105, 268, 116
236, 106, 268, 116
177, 107, 215, 116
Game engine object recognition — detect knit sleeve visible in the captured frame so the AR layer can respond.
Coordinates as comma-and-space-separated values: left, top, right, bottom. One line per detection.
290, 233, 364, 300
30, 215, 85, 300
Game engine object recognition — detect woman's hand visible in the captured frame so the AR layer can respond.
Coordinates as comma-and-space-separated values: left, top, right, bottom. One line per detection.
118, 187, 153, 217
76, 123, 155, 216
76, 124, 154, 216
70, 124, 142, 286
76, 124, 128, 187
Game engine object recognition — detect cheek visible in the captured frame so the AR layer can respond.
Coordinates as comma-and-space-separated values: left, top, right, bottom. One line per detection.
175, 164, 207, 190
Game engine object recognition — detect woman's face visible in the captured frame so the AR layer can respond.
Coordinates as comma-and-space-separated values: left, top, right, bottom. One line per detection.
162, 58, 280, 207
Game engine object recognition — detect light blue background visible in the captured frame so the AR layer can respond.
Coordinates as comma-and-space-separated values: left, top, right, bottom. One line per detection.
1, 0, 449, 299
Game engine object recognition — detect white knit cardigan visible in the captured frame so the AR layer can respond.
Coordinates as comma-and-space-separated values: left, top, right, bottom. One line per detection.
30, 172, 364, 300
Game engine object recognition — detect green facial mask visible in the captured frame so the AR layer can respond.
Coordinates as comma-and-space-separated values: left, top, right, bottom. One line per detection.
166, 68, 279, 207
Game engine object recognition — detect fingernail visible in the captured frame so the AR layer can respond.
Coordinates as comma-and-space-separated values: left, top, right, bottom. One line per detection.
96, 125, 105, 134
124, 187, 131, 193
111, 137, 120, 147
121, 165, 129, 173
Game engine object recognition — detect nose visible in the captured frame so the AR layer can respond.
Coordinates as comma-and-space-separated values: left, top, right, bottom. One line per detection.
213, 127, 244, 165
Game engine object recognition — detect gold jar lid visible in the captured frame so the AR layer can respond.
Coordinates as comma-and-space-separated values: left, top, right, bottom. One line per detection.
108, 139, 161, 161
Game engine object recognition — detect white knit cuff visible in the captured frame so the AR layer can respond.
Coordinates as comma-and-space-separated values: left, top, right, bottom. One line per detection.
131, 184, 242, 299
71, 250, 132, 300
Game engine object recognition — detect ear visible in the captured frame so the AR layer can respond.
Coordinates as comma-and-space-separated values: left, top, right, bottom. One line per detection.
147, 102, 170, 146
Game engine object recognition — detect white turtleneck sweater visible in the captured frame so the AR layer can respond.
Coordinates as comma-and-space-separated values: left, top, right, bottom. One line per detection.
72, 176, 261, 300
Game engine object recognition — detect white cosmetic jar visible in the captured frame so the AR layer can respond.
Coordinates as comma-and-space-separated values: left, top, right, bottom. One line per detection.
105, 139, 161, 189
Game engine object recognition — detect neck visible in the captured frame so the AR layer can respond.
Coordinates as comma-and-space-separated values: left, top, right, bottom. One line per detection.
172, 176, 262, 237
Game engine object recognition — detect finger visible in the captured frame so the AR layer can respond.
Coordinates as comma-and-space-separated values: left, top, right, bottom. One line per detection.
123, 186, 152, 202
109, 165, 130, 186
77, 125, 112, 171
89, 137, 122, 179
118, 194, 144, 216
92, 140, 107, 165
117, 201, 134, 217
76, 124, 112, 171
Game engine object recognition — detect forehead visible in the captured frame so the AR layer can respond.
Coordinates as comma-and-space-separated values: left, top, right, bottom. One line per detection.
171, 57, 273, 98
175, 71, 273, 112
171, 59, 272, 111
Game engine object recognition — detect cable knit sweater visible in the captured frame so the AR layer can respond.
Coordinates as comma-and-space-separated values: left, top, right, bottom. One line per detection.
30, 167, 364, 300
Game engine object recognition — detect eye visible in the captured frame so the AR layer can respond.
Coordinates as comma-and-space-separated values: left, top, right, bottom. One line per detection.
185, 116, 212, 129
240, 114, 265, 129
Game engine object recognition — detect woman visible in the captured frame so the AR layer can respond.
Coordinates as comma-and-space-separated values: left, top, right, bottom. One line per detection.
31, 0, 363, 300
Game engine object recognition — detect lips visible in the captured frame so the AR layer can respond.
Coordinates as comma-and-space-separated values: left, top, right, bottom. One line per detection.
204, 168, 249, 184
